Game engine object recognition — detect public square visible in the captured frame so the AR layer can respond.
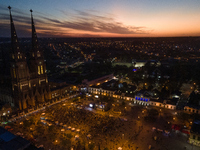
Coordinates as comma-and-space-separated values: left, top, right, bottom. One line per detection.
6, 96, 200, 150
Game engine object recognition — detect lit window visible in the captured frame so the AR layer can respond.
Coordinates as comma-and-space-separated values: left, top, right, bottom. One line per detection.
38, 66, 40, 75
32, 52, 34, 57
13, 69, 16, 78
12, 54, 14, 59
37, 52, 41, 57
41, 65, 43, 74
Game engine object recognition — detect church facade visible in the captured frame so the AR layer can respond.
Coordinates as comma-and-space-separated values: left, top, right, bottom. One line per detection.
0, 7, 51, 110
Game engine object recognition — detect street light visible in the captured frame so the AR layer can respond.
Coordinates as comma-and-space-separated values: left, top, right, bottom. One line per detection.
122, 134, 124, 139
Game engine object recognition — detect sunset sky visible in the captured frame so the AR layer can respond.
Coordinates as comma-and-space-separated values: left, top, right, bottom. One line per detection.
1, 0, 200, 37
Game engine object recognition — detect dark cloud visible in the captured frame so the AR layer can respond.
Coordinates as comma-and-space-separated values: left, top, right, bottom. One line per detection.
0, 5, 151, 37
40, 16, 62, 24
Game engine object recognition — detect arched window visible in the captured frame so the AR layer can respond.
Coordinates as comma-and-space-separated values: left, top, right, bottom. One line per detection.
37, 51, 41, 57
13, 68, 16, 78
38, 66, 41, 75
41, 65, 43, 74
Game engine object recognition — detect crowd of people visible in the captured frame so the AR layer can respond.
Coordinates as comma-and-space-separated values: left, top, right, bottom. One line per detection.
36, 102, 150, 150
8, 99, 194, 150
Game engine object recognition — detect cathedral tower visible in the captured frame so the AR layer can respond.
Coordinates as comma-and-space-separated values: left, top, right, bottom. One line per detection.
29, 9, 49, 105
8, 6, 31, 110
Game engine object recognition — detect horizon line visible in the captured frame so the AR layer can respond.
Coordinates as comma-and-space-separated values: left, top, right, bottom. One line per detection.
0, 36, 200, 39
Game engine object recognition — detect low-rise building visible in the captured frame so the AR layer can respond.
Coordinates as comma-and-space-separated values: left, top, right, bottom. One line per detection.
82, 74, 114, 87
0, 127, 40, 150
88, 86, 177, 110
184, 106, 200, 114
189, 120, 200, 147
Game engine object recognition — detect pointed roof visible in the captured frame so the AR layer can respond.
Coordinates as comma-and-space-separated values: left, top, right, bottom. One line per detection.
30, 9, 39, 52
8, 6, 20, 53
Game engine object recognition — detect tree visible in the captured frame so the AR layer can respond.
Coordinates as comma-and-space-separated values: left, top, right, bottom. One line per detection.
177, 112, 190, 124
88, 143, 95, 150
61, 138, 71, 148
76, 141, 83, 150
23, 120, 31, 128
48, 125, 55, 132
65, 133, 73, 139
147, 108, 159, 117
35, 124, 44, 136
121, 101, 126, 107
29, 116, 36, 125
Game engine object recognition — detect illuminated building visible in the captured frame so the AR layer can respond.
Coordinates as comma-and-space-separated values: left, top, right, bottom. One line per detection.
88, 87, 177, 110
0, 7, 50, 110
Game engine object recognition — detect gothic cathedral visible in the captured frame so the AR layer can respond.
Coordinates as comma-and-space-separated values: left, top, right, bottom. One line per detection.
8, 6, 50, 110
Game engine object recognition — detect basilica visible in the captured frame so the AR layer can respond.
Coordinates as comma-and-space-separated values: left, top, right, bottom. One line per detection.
0, 7, 73, 110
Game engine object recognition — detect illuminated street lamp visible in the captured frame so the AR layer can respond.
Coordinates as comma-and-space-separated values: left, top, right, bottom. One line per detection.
118, 147, 122, 150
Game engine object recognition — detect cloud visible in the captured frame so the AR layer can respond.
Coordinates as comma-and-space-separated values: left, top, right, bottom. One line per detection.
40, 16, 62, 24
0, 5, 151, 37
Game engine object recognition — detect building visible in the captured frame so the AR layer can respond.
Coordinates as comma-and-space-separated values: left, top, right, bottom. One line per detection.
0, 126, 41, 150
82, 74, 114, 87
88, 85, 177, 110
189, 120, 200, 147
184, 106, 200, 114
0, 7, 50, 110
0, 7, 79, 111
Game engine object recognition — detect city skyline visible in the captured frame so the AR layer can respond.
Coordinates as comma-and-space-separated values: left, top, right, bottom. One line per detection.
0, 0, 200, 37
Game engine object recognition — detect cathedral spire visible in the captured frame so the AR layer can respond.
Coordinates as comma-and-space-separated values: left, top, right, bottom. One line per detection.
30, 9, 39, 51
8, 6, 20, 53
